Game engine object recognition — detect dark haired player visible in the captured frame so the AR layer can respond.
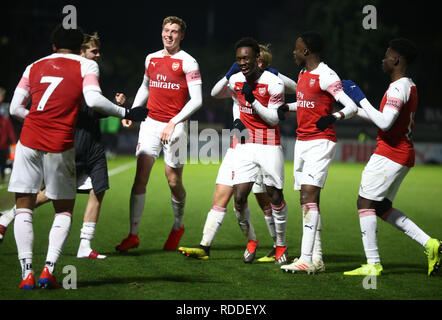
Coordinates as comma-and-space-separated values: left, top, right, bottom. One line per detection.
280, 31, 358, 274
342, 38, 441, 276
227, 37, 289, 264
8, 24, 147, 289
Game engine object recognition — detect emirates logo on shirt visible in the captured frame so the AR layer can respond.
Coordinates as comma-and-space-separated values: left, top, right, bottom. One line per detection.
172, 62, 180, 71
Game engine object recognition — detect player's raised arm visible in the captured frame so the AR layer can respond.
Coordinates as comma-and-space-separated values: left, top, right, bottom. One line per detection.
211, 63, 240, 99
342, 79, 400, 131
82, 60, 148, 122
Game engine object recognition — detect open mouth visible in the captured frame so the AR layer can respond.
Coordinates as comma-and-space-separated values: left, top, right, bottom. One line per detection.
240, 65, 250, 75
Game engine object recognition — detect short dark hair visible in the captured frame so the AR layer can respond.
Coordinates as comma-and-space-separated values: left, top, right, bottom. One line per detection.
389, 38, 417, 65
234, 37, 260, 55
50, 24, 84, 52
299, 31, 323, 54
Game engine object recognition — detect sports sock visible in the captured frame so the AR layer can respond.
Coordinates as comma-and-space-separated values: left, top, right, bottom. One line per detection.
313, 214, 323, 262
300, 203, 320, 264
381, 208, 431, 247
359, 209, 380, 265
263, 208, 276, 245
45, 213, 72, 274
0, 205, 16, 227
234, 204, 257, 241
129, 193, 145, 235
171, 193, 185, 230
77, 222, 96, 255
271, 201, 288, 247
200, 206, 226, 247
14, 208, 34, 279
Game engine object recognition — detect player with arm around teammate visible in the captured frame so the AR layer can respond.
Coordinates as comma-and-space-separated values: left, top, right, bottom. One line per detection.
115, 16, 203, 253
341, 38, 441, 276
0, 33, 126, 260
280, 31, 358, 274
7, 24, 147, 290
228, 37, 289, 265
178, 43, 297, 263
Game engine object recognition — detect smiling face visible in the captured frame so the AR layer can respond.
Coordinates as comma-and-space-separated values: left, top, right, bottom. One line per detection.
162, 22, 184, 54
235, 46, 260, 79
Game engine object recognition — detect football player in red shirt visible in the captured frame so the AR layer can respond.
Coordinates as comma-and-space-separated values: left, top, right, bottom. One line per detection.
8, 25, 147, 290
342, 38, 441, 276
115, 16, 203, 253
280, 31, 358, 274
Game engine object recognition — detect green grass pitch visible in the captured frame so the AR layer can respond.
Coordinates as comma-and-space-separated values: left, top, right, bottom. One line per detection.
0, 155, 441, 301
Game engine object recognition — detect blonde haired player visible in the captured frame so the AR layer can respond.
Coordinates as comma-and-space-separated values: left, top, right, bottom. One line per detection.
178, 42, 296, 263
116, 16, 203, 252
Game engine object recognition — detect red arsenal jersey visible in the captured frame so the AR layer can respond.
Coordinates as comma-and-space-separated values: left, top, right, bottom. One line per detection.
229, 71, 284, 145
144, 50, 201, 122
296, 62, 343, 142
374, 77, 417, 167
15, 53, 100, 153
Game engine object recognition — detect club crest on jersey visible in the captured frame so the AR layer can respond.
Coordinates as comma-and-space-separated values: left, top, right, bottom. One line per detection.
172, 62, 180, 71
258, 87, 267, 96
309, 78, 316, 87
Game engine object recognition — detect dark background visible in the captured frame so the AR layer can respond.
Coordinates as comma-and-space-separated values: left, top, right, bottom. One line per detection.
1, 0, 441, 140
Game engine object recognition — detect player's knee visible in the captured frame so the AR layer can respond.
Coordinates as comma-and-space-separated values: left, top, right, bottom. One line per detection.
233, 193, 248, 211
269, 190, 284, 206
167, 175, 182, 190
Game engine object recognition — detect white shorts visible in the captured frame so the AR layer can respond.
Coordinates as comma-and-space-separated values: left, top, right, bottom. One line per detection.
8, 141, 76, 200
216, 147, 266, 193
293, 139, 336, 190
232, 143, 284, 190
359, 154, 410, 202
136, 117, 188, 168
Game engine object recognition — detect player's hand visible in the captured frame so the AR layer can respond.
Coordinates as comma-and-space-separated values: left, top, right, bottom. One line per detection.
161, 120, 176, 144
342, 80, 366, 104
115, 93, 127, 106
122, 119, 132, 128
225, 62, 241, 80
277, 104, 289, 121
315, 114, 336, 131
233, 118, 249, 144
241, 82, 255, 104
124, 106, 149, 122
